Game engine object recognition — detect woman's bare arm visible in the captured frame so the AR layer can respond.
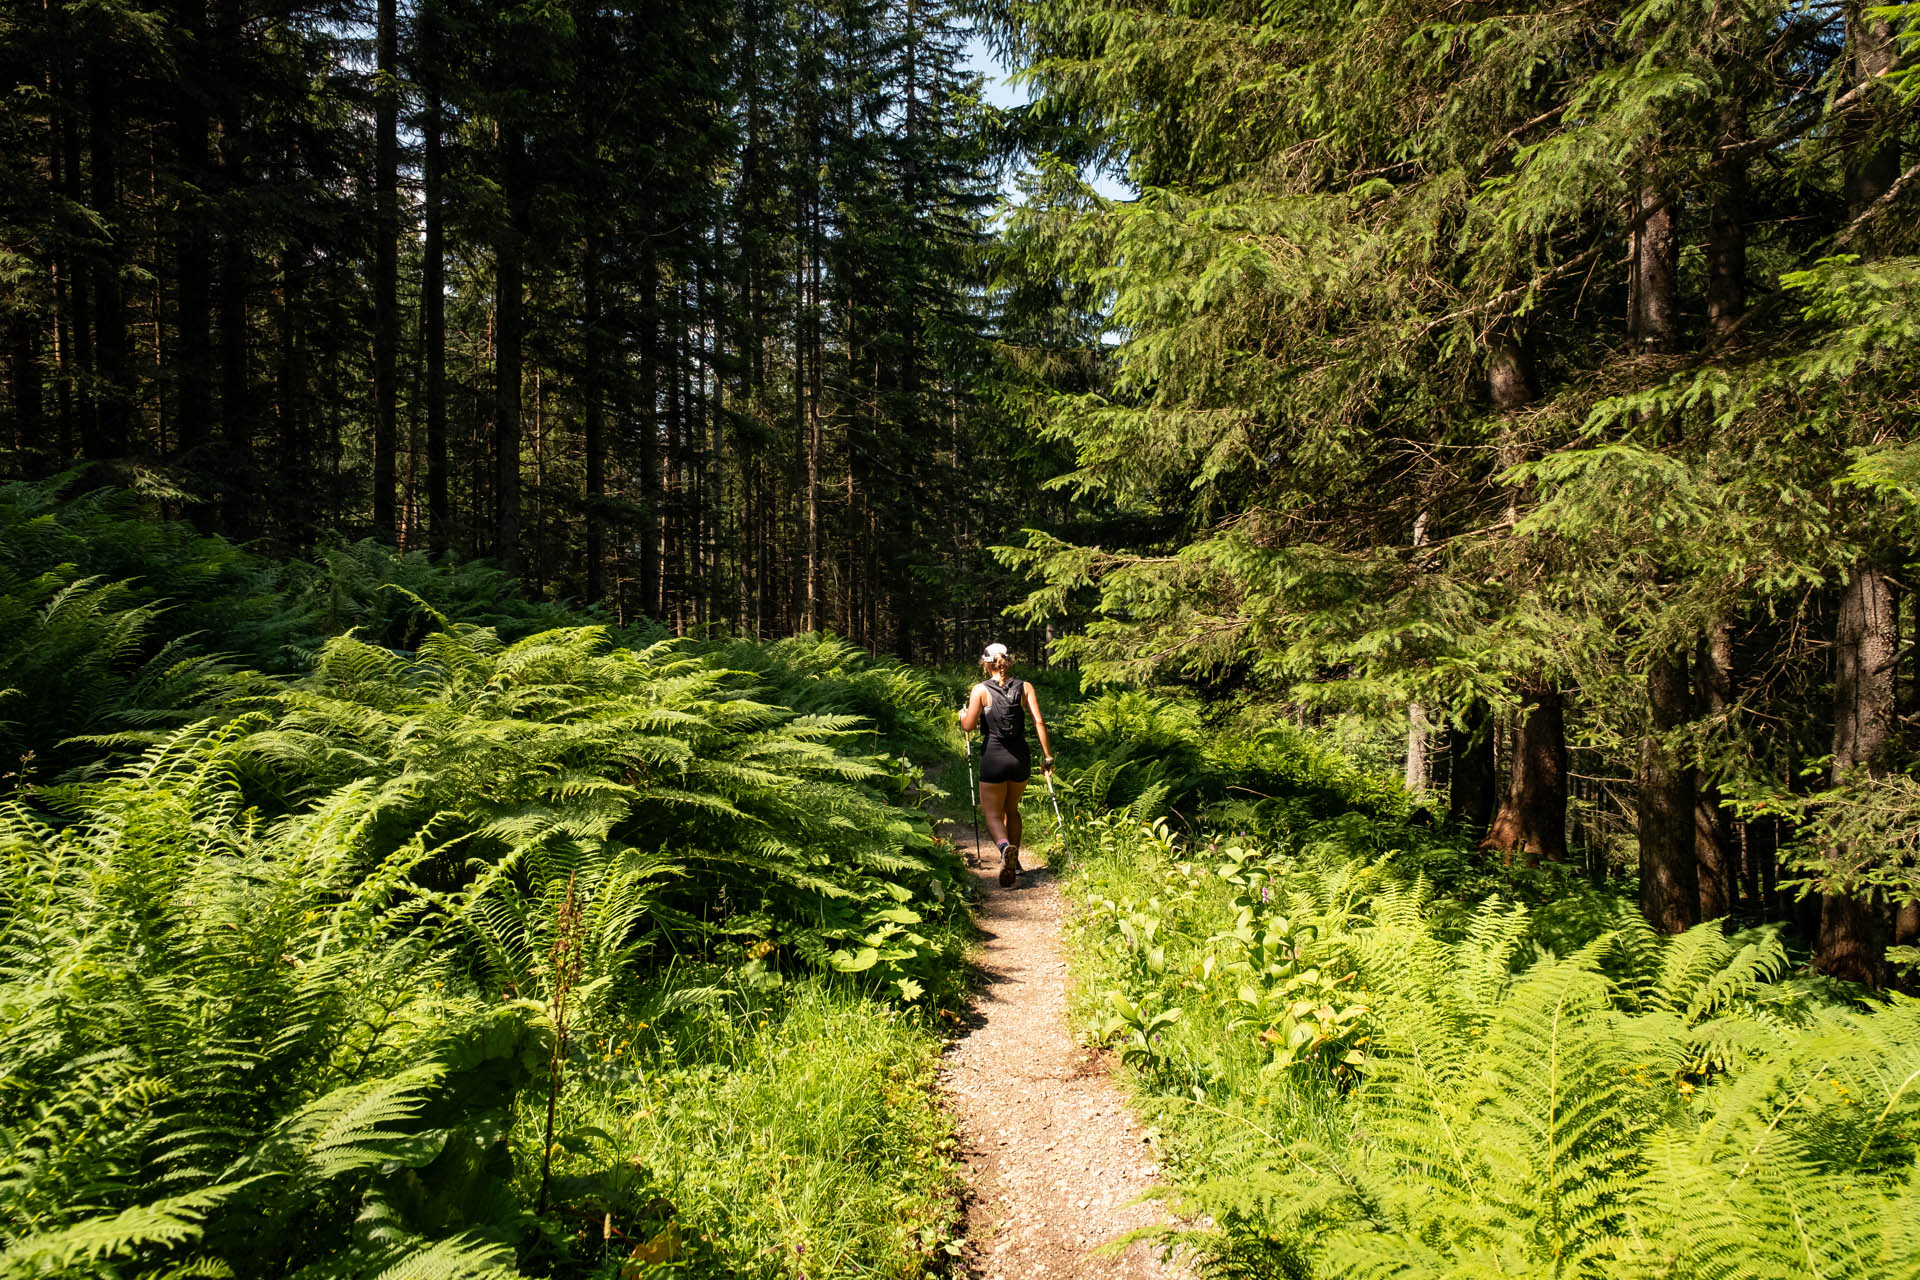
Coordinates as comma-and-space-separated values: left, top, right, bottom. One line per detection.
1024, 682, 1056, 770
958, 684, 986, 733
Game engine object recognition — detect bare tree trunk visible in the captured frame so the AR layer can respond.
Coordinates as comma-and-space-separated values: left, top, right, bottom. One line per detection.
8, 317, 41, 469
1405, 510, 1433, 795
1707, 98, 1747, 343
215, 0, 249, 533
1815, 3, 1902, 985
582, 235, 606, 603
371, 0, 398, 540
1640, 650, 1700, 931
1694, 620, 1735, 918
1481, 330, 1567, 861
173, 0, 212, 464
1483, 681, 1569, 863
1628, 184, 1677, 352
1818, 569, 1897, 983
804, 193, 823, 632
87, 68, 129, 460
639, 245, 660, 617
493, 122, 525, 577
421, 17, 448, 553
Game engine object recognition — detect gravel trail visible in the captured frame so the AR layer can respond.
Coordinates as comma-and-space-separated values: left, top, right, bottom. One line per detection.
941, 827, 1189, 1280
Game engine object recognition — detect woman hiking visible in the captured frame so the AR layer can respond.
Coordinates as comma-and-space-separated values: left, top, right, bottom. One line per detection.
958, 643, 1057, 887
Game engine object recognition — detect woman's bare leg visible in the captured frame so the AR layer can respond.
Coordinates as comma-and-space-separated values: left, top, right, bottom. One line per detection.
1006, 780, 1027, 852
978, 781, 1011, 848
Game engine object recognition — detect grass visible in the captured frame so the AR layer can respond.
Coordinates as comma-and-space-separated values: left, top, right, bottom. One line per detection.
527, 975, 966, 1279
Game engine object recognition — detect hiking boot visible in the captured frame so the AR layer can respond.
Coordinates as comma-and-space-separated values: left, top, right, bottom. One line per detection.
998, 844, 1020, 887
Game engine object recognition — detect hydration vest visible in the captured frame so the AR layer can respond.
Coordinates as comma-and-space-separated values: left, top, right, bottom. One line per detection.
981, 678, 1027, 747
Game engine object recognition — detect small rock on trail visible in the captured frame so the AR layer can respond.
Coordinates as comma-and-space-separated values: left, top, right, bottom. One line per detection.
941, 827, 1189, 1279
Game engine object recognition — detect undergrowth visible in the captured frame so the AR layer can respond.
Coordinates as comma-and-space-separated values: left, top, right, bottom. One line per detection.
0, 483, 969, 1278
1056, 722, 1920, 1280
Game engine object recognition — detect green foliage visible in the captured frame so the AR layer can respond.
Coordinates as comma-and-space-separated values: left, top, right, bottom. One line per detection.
692, 633, 950, 763
0, 725, 544, 1278
1060, 743, 1920, 1280
1056, 688, 1405, 832
536, 981, 964, 1278
0, 498, 975, 1278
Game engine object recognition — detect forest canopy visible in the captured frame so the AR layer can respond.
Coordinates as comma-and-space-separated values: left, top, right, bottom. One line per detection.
979, 0, 1920, 986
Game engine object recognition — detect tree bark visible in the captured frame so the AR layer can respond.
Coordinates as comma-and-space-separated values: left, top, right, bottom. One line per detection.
639, 243, 660, 615
421, 15, 448, 553
1841, 3, 1900, 230
1814, 4, 1902, 985
1694, 620, 1735, 918
1640, 650, 1700, 932
582, 234, 606, 603
1628, 184, 1678, 352
1405, 510, 1433, 795
86, 67, 129, 461
493, 122, 526, 577
1707, 99, 1747, 343
371, 0, 398, 540
173, 0, 213, 462
215, 0, 249, 533
1818, 569, 1897, 983
1482, 681, 1568, 862
8, 317, 40, 467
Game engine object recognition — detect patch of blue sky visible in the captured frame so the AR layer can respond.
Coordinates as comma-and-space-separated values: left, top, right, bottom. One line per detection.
960, 31, 1137, 205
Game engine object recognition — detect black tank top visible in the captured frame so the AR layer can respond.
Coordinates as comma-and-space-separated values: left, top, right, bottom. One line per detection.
980, 678, 1027, 752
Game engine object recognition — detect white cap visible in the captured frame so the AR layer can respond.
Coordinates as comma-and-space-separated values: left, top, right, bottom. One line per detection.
982, 642, 1011, 662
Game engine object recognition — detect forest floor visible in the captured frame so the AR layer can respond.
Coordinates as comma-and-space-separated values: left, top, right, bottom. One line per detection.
940, 824, 1190, 1279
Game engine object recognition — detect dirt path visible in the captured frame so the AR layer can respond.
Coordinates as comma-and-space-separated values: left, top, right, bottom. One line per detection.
941, 827, 1188, 1280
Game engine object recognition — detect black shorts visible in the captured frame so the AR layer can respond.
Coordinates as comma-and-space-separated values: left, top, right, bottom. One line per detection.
980, 740, 1031, 784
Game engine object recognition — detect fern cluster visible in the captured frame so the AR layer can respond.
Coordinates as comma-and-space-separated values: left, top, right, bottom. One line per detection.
0, 724, 533, 1277
0, 483, 972, 1276
1061, 794, 1920, 1279
1058, 690, 1405, 831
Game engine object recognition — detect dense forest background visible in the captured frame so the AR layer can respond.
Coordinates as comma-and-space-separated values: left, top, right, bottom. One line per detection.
0, 0, 1084, 657
5, 0, 1920, 983
981, 0, 1920, 987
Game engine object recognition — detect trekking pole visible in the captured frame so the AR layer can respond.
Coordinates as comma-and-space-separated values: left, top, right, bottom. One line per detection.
964, 729, 983, 866
1043, 765, 1072, 859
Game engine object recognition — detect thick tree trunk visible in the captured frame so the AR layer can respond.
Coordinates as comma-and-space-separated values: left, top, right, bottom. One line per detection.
1629, 184, 1678, 352
1482, 682, 1568, 862
803, 194, 823, 633
1815, 6, 1902, 984
1694, 620, 1735, 918
493, 123, 525, 577
1818, 569, 1897, 983
1446, 700, 1496, 834
1481, 330, 1566, 861
1406, 704, 1433, 795
1841, 3, 1900, 226
371, 0, 398, 540
277, 248, 310, 544
1640, 650, 1700, 932
8, 318, 40, 466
